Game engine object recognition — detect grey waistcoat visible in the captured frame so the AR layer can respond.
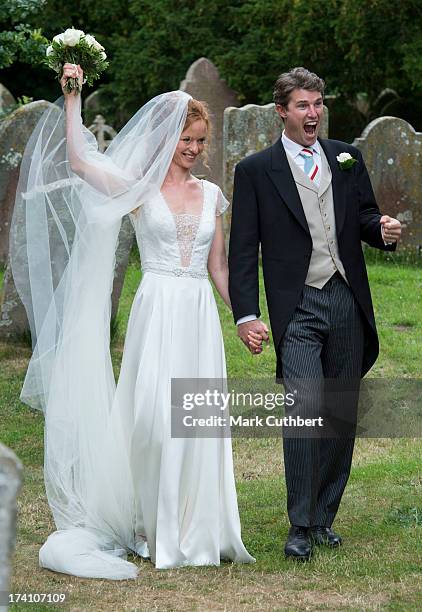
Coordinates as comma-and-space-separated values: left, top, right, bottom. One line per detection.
285, 147, 348, 289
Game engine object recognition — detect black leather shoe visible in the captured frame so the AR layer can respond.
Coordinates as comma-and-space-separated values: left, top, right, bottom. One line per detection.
284, 525, 312, 560
310, 526, 342, 548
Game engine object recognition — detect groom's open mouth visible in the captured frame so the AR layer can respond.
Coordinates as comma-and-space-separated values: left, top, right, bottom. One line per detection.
304, 121, 318, 137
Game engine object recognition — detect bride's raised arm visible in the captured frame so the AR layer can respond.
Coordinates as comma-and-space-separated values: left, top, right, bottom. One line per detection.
62, 63, 137, 198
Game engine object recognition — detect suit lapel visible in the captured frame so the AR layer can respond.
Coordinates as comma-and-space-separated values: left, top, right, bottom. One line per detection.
287, 154, 319, 194
318, 138, 346, 236
266, 140, 310, 236
318, 148, 332, 197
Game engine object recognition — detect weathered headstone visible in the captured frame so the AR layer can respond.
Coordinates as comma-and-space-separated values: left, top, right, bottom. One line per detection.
0, 444, 22, 612
112, 215, 134, 323
223, 102, 329, 203
88, 114, 116, 153
1, 222, 133, 341
0, 101, 55, 264
84, 90, 102, 127
0, 260, 28, 340
180, 58, 239, 186
0, 101, 133, 341
353, 117, 422, 249
0, 101, 63, 341
0, 85, 16, 116
1, 224, 134, 342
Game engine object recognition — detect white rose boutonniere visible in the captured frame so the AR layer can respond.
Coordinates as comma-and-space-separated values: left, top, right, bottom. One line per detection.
336, 152, 358, 170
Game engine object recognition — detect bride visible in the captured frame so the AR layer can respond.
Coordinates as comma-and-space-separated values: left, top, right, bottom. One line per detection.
10, 63, 256, 579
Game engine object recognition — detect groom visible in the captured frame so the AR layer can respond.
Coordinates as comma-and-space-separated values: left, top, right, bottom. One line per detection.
228, 67, 401, 560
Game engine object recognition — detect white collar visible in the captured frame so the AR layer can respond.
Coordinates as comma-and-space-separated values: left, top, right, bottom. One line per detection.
281, 131, 321, 160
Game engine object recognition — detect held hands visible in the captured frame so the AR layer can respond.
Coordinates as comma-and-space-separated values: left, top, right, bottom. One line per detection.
60, 63, 84, 96
238, 320, 269, 355
380, 215, 402, 243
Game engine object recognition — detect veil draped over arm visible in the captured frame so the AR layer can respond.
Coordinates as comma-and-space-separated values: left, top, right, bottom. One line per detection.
9, 90, 191, 579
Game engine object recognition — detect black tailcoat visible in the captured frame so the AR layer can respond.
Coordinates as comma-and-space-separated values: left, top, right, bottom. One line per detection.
228, 138, 396, 378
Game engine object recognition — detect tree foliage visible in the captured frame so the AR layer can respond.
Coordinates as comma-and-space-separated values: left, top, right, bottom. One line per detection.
0, 0, 48, 69
1, 0, 421, 134
103, 0, 240, 122
103, 0, 422, 130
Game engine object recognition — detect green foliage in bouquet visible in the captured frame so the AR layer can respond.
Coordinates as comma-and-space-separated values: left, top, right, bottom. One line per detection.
45, 28, 108, 94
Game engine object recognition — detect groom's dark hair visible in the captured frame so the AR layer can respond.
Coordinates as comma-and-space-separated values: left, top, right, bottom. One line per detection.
273, 67, 325, 107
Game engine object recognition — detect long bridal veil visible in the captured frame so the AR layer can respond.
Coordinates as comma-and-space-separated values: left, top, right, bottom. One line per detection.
10, 90, 191, 579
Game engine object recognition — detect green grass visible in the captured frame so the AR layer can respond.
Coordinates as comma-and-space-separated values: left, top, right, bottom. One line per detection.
367, 261, 422, 377
1, 259, 421, 611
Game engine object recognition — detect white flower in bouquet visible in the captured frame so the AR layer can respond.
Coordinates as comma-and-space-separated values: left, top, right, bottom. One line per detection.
45, 28, 109, 94
84, 34, 97, 47
62, 28, 85, 47
84, 34, 105, 52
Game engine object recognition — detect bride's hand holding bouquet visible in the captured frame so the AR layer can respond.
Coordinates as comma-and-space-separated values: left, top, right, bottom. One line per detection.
60, 63, 84, 96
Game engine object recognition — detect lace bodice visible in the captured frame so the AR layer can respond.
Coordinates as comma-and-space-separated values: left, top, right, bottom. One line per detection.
131, 180, 229, 278
172, 213, 202, 267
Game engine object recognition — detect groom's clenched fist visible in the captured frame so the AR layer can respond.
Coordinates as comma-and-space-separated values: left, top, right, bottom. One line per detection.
238, 320, 269, 354
380, 215, 402, 243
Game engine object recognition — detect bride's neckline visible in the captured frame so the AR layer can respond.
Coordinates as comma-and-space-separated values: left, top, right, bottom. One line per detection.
160, 179, 205, 218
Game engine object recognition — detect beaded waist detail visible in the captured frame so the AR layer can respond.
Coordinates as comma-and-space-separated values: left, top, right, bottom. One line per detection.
142, 263, 208, 279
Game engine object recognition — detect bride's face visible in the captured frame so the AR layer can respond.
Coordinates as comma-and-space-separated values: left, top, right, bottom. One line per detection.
172, 119, 207, 169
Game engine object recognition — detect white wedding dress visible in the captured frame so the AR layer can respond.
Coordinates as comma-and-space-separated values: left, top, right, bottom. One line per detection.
113, 179, 254, 568
12, 91, 254, 578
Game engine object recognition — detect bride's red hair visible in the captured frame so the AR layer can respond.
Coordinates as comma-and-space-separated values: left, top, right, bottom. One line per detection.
184, 99, 211, 169
184, 99, 210, 133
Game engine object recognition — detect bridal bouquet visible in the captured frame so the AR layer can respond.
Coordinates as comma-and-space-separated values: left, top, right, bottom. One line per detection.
46, 28, 108, 94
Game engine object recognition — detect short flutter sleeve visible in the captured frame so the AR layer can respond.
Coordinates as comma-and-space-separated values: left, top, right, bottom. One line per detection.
216, 185, 231, 216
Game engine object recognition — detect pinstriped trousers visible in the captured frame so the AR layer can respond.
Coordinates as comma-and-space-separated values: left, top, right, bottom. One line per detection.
280, 273, 365, 528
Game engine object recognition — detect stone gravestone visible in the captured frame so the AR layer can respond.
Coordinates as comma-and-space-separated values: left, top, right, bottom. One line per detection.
84, 90, 103, 126
0, 85, 15, 116
111, 215, 134, 326
0, 444, 22, 612
85, 113, 133, 326
180, 58, 239, 187
85, 114, 133, 327
88, 114, 117, 153
0, 102, 133, 340
0, 101, 54, 265
353, 117, 422, 250
0, 263, 29, 340
0, 101, 63, 341
223, 102, 329, 204
1, 219, 133, 340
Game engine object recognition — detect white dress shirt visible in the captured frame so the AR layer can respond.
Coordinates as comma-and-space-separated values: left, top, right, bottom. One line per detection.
281, 131, 322, 187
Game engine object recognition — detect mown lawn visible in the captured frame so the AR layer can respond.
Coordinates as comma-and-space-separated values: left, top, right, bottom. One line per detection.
0, 257, 421, 611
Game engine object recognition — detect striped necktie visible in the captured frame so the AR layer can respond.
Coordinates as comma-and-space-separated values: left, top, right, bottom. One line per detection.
299, 147, 319, 182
